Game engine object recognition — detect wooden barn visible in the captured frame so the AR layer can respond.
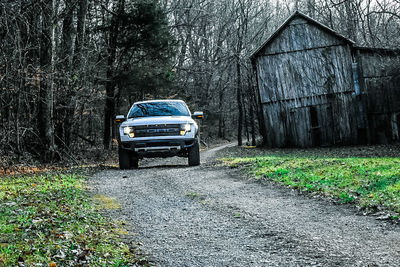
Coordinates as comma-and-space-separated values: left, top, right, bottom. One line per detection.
251, 11, 400, 147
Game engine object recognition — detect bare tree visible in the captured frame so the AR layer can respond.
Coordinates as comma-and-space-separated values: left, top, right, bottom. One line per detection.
1, 0, 399, 163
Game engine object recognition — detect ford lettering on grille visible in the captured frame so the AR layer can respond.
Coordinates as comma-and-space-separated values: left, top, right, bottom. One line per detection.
134, 125, 180, 137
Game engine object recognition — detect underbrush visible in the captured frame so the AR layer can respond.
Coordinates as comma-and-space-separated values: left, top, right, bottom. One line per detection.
0, 171, 144, 266
0, 145, 119, 176
220, 145, 400, 218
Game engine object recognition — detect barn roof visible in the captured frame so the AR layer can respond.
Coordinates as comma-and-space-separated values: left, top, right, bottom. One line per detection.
250, 11, 355, 59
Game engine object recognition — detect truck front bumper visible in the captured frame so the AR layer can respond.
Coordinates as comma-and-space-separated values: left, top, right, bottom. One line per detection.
120, 138, 196, 157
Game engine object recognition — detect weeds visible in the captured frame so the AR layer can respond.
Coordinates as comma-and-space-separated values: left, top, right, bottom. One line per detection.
0, 171, 144, 266
221, 152, 400, 215
185, 192, 198, 198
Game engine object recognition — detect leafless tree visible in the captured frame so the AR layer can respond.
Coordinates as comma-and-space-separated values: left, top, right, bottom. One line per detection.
0, 0, 399, 163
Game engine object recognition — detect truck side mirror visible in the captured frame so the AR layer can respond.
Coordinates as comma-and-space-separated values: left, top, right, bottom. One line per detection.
115, 115, 125, 123
192, 111, 204, 119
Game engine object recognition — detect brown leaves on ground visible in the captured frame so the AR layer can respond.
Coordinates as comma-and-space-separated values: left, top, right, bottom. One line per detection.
0, 147, 120, 177
0, 165, 67, 177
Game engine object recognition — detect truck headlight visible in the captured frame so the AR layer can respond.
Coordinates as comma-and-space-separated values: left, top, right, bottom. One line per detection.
180, 123, 191, 135
123, 127, 135, 138
184, 124, 191, 132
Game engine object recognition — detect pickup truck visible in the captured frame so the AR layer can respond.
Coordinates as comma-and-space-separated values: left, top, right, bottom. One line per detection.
115, 100, 203, 169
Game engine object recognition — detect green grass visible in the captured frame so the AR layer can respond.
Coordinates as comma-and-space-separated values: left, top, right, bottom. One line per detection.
0, 171, 144, 266
221, 152, 400, 215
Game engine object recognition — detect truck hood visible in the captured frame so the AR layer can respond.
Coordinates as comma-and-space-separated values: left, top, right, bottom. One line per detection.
122, 116, 194, 127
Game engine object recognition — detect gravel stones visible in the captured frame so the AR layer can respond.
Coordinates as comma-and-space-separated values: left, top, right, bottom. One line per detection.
90, 144, 400, 266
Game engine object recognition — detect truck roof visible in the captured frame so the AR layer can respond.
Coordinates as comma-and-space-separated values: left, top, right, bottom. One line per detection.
133, 99, 185, 105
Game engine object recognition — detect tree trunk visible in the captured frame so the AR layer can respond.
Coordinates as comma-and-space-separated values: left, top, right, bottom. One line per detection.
67, 0, 88, 147
103, 0, 124, 149
243, 90, 249, 144
345, 0, 357, 41
46, 0, 57, 159
57, 0, 75, 148
248, 72, 256, 146
38, 0, 57, 160
236, 57, 243, 146
218, 87, 224, 139
74, 0, 88, 67
250, 102, 256, 146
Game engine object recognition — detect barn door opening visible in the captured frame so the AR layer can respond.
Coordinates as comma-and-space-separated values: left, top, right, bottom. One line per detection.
309, 106, 321, 146
288, 106, 311, 147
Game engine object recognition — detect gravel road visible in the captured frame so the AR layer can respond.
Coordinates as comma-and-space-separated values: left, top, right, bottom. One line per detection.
90, 144, 400, 266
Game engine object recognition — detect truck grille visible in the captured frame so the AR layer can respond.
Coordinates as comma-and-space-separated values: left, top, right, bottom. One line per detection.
134, 124, 181, 137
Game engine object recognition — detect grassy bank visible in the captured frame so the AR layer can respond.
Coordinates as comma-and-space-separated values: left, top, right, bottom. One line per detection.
0, 170, 143, 266
220, 146, 400, 218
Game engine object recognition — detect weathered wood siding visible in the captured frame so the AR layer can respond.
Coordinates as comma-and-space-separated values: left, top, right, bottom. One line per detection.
358, 50, 400, 143
257, 45, 355, 102
255, 18, 358, 147
259, 18, 345, 55
261, 93, 358, 147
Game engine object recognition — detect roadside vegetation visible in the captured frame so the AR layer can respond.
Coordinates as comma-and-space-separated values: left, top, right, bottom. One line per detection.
219, 145, 400, 219
0, 169, 145, 266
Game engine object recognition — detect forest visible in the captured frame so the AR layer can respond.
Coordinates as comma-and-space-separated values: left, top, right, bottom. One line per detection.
0, 0, 399, 164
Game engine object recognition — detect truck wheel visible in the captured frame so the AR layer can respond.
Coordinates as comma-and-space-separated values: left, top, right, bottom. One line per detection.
188, 140, 200, 166
131, 157, 139, 169
119, 148, 131, 169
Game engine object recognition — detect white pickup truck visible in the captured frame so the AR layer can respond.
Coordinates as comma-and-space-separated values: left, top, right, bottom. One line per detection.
115, 100, 203, 169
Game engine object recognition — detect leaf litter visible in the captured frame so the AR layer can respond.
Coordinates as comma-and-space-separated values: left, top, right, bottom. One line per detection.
0, 169, 148, 266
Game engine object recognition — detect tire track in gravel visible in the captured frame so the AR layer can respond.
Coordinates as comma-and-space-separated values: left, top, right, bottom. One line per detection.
90, 144, 400, 266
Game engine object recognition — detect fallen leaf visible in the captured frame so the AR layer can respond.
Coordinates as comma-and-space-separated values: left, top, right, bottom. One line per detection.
32, 218, 43, 224
63, 231, 73, 239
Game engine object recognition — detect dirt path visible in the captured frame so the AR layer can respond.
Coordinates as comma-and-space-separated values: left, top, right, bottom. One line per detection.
90, 144, 400, 266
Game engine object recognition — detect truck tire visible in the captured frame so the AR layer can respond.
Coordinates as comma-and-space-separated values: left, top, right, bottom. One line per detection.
188, 140, 200, 166
119, 148, 131, 169
131, 157, 139, 169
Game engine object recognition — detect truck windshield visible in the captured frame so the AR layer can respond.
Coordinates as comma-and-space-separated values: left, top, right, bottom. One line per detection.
128, 101, 190, 118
